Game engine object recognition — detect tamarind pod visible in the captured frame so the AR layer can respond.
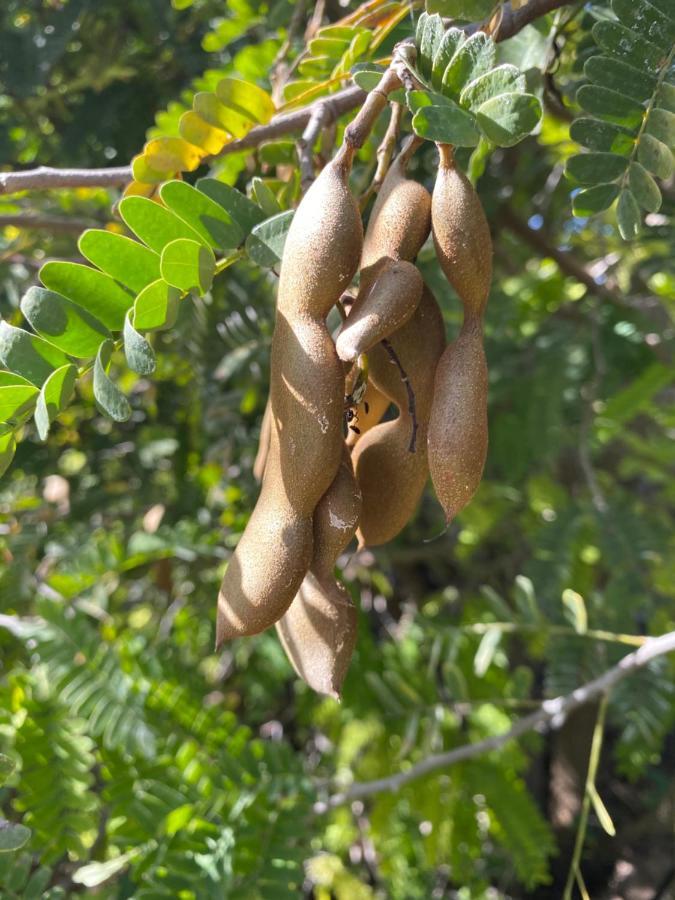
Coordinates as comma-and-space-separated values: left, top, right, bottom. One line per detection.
252, 398, 272, 482
217, 154, 363, 643
353, 287, 446, 547
360, 155, 432, 295
276, 447, 361, 698
346, 381, 389, 448
427, 320, 488, 523
335, 259, 423, 363
431, 144, 492, 318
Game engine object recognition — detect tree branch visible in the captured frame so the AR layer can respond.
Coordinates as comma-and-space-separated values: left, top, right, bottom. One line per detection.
0, 166, 132, 196
0, 213, 100, 233
495, 0, 578, 41
323, 629, 675, 807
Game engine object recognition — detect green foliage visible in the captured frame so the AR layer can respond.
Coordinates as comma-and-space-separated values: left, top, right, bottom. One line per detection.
566, 0, 675, 238
411, 13, 543, 148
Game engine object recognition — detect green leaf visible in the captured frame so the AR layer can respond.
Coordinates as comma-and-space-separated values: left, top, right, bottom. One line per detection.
0, 384, 38, 424
412, 103, 480, 146
0, 820, 31, 853
476, 92, 541, 146
415, 11, 428, 54
657, 81, 675, 113
245, 210, 294, 267
123, 313, 156, 375
460, 64, 526, 111
78, 230, 161, 293
646, 108, 675, 146
428, 0, 495, 20
196, 179, 266, 235
133, 279, 180, 331
474, 626, 502, 677
0, 430, 16, 478
431, 28, 466, 90
215, 77, 275, 125
561, 589, 588, 634
250, 177, 282, 216
577, 84, 644, 128
584, 56, 657, 104
592, 21, 664, 74
160, 181, 244, 251
617, 189, 641, 239
637, 133, 674, 180
160, 239, 215, 293
569, 118, 634, 154
119, 196, 207, 254
442, 32, 496, 97
39, 262, 133, 331
573, 183, 620, 216
419, 13, 444, 80
72, 848, 142, 888
20, 286, 110, 358
0, 372, 33, 387
628, 161, 661, 212
406, 89, 456, 112
611, 0, 675, 51
93, 340, 131, 422
566, 152, 628, 185
589, 784, 616, 836
0, 322, 68, 386
34, 364, 77, 441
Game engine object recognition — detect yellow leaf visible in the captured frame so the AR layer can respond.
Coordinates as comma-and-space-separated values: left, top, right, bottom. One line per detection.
194, 92, 251, 139
179, 111, 230, 156
215, 77, 275, 124
144, 137, 203, 173
131, 153, 166, 185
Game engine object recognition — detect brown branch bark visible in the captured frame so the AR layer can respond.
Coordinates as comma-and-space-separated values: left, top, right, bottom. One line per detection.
0, 213, 100, 233
0, 166, 132, 196
322, 629, 675, 807
495, 0, 578, 41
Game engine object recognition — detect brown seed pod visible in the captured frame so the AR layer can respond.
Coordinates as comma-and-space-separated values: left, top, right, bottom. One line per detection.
276, 447, 361, 698
217, 152, 363, 643
428, 143, 492, 522
431, 144, 492, 318
335, 259, 423, 363
252, 397, 272, 482
353, 287, 445, 547
427, 320, 488, 523
360, 151, 432, 294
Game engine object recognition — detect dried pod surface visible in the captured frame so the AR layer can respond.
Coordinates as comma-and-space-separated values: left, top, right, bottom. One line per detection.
431, 144, 492, 318
336, 259, 423, 363
428, 143, 492, 522
360, 153, 431, 293
353, 287, 445, 547
428, 322, 488, 522
252, 398, 272, 482
217, 155, 363, 643
276, 448, 361, 698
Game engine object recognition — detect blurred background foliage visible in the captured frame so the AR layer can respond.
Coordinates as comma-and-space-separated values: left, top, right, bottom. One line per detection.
0, 0, 674, 897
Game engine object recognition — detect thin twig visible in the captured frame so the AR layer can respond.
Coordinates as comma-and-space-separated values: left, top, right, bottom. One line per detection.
381, 337, 418, 453
495, 0, 578, 41
360, 102, 403, 209
322, 629, 675, 807
297, 103, 330, 190
562, 693, 609, 900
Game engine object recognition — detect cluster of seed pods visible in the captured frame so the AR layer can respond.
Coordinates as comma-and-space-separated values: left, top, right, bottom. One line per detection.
217, 137, 493, 698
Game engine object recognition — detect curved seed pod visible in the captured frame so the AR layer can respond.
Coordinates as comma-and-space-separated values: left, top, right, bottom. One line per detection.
335, 259, 423, 363
253, 397, 272, 482
360, 152, 432, 293
217, 153, 363, 643
276, 448, 361, 698
353, 287, 445, 547
428, 143, 492, 522
428, 321, 488, 523
431, 144, 492, 318
346, 380, 390, 448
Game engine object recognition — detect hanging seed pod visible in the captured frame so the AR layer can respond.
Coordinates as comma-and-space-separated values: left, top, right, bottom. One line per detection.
353, 287, 445, 547
217, 151, 364, 643
428, 143, 493, 522
276, 447, 361, 698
